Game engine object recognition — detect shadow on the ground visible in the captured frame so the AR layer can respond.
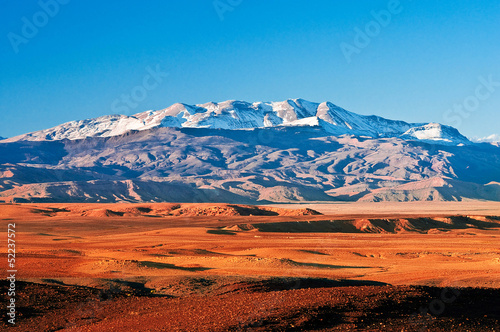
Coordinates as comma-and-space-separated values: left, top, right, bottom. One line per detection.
138, 260, 212, 271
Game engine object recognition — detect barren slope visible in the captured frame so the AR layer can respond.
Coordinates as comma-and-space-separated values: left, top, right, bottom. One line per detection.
1, 127, 499, 203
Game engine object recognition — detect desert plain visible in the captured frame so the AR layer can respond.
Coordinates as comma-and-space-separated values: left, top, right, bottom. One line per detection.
1, 201, 500, 331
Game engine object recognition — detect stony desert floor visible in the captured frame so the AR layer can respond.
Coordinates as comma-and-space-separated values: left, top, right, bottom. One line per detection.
1, 201, 500, 331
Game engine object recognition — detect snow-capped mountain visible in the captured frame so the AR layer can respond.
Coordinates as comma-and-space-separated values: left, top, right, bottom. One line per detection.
2, 98, 495, 204
400, 123, 470, 145
3, 99, 470, 145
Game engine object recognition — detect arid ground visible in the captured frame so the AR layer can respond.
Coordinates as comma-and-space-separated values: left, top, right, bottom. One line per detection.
1, 202, 500, 331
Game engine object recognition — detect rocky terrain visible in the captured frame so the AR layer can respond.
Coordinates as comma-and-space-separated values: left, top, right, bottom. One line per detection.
1, 126, 499, 203
1, 202, 500, 331
2, 280, 499, 331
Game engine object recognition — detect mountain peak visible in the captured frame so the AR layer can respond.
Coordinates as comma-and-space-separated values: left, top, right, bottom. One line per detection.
401, 123, 470, 144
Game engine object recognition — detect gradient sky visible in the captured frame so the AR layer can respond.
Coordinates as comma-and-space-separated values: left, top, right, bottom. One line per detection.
1, 0, 499, 140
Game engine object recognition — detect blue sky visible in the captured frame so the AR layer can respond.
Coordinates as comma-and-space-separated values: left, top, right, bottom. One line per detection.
1, 0, 499, 139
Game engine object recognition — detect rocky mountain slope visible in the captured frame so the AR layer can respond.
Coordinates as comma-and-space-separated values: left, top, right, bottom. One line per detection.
0, 122, 499, 203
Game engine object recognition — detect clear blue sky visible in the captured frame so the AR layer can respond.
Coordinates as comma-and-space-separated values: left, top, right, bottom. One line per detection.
1, 0, 499, 139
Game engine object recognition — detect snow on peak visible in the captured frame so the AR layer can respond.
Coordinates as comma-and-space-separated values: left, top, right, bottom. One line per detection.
4, 99, 471, 145
401, 123, 470, 144
3, 114, 148, 142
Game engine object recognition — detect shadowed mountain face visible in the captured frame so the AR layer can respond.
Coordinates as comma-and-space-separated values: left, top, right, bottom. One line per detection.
0, 126, 499, 203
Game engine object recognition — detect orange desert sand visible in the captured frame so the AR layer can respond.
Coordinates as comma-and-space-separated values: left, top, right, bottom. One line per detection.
1, 201, 500, 331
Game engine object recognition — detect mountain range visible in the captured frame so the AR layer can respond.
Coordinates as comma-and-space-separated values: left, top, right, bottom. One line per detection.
3, 99, 470, 144
0, 99, 499, 203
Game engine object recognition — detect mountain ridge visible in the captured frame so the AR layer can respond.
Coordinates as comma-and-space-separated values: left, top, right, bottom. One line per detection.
2, 98, 470, 145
